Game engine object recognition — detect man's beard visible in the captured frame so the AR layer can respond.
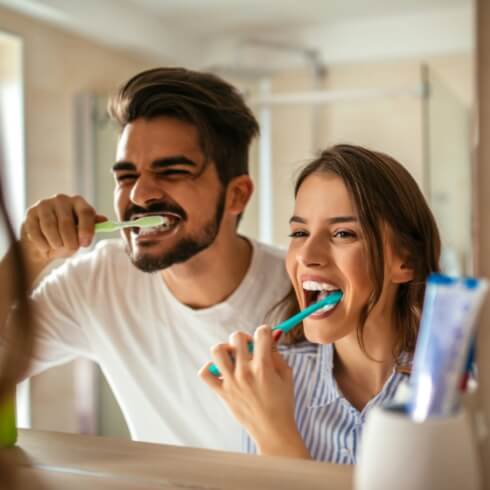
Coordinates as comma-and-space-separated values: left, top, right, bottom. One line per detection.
128, 191, 226, 273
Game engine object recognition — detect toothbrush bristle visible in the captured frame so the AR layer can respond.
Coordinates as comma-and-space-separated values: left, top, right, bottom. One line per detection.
136, 216, 165, 228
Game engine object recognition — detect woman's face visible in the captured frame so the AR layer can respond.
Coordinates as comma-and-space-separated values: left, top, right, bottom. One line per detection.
286, 172, 375, 344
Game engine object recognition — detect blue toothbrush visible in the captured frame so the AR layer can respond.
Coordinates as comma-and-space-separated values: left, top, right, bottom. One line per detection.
208, 290, 343, 377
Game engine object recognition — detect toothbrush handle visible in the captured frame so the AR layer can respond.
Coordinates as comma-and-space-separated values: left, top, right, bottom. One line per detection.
207, 291, 342, 377
95, 221, 119, 233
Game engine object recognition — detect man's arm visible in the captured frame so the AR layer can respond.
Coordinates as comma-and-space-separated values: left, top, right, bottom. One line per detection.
1, 193, 106, 331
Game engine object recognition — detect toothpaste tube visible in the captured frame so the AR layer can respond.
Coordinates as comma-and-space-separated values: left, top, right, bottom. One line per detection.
408, 274, 488, 422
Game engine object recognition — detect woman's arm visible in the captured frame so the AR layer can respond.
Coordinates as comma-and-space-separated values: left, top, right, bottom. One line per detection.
199, 325, 311, 459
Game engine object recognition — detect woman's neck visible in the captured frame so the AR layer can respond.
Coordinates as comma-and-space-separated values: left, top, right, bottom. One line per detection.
333, 315, 398, 412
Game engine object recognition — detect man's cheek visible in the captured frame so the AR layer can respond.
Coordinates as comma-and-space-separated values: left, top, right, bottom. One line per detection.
113, 187, 128, 217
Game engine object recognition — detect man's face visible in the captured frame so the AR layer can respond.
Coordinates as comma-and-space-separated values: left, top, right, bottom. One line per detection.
113, 116, 226, 272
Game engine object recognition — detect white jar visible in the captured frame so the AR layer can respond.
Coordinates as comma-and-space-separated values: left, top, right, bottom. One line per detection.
355, 406, 482, 490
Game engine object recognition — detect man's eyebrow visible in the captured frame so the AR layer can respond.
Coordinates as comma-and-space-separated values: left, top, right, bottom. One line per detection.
289, 215, 358, 225
112, 156, 198, 173
112, 161, 135, 172
151, 156, 197, 169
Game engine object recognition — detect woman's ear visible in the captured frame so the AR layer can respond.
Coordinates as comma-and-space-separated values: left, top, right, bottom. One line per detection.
391, 255, 415, 284
225, 175, 254, 216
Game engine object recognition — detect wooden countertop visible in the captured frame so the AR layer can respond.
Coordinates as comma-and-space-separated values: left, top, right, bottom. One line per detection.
2, 429, 353, 489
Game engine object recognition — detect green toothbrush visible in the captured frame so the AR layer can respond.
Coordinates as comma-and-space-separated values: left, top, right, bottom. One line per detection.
95, 216, 166, 233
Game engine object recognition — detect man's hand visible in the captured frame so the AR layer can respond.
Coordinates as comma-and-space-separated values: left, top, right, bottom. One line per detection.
20, 194, 107, 283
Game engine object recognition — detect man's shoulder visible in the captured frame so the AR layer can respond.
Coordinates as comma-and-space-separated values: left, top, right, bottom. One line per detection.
247, 239, 288, 286
251, 239, 286, 262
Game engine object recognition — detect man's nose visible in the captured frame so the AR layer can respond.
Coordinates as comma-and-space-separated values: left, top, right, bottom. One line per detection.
129, 173, 166, 208
297, 235, 330, 268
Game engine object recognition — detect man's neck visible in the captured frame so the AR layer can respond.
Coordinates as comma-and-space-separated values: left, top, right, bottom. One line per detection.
160, 233, 253, 309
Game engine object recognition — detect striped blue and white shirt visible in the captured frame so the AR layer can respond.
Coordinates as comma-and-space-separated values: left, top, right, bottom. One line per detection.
243, 342, 410, 464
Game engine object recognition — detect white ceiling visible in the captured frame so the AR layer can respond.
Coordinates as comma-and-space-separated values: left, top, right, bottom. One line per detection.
0, 0, 474, 69
127, 0, 469, 36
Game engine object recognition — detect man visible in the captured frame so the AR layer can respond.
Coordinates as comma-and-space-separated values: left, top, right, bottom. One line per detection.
1, 68, 290, 451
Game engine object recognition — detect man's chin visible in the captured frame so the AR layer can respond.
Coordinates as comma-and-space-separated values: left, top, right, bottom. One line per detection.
126, 238, 214, 273
130, 252, 175, 273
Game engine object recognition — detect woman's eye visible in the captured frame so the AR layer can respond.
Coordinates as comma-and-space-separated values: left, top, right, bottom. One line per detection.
333, 230, 356, 240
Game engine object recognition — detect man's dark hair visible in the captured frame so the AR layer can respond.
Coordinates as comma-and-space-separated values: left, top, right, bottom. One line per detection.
108, 67, 259, 186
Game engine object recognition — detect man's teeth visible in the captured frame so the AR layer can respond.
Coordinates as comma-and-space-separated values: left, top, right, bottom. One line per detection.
137, 219, 174, 235
302, 280, 338, 292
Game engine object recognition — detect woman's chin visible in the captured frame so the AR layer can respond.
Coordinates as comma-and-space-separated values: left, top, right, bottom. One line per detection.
304, 329, 335, 345
303, 322, 349, 345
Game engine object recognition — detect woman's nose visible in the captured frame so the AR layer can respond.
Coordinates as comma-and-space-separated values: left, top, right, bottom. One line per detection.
297, 236, 329, 268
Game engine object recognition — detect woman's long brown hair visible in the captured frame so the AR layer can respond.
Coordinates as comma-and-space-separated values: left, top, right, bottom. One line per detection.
269, 145, 441, 363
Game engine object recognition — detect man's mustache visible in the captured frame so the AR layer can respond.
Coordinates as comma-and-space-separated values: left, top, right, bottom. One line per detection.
124, 202, 187, 222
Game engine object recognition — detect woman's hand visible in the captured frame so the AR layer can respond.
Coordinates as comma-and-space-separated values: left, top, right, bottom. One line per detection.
199, 325, 310, 459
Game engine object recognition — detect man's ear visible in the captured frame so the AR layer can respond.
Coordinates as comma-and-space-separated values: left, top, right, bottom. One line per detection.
391, 254, 415, 284
225, 175, 254, 216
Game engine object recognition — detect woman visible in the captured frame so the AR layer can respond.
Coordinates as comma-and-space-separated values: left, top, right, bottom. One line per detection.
200, 144, 440, 463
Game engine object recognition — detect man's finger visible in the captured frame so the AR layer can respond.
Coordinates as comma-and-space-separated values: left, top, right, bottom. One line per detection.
73, 197, 96, 247
37, 207, 63, 249
54, 200, 79, 250
22, 215, 50, 254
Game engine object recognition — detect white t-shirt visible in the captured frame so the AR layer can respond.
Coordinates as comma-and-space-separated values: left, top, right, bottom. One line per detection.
27, 238, 290, 451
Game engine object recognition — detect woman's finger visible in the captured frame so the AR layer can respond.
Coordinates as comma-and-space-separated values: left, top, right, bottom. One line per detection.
209, 342, 235, 379
271, 350, 292, 381
253, 324, 274, 368
229, 331, 253, 370
198, 362, 223, 392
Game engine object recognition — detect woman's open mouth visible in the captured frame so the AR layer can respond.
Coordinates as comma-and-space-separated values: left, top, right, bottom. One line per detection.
302, 280, 343, 318
130, 212, 182, 240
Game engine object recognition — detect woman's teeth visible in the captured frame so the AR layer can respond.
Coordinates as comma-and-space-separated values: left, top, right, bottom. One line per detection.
302, 280, 339, 292
302, 280, 342, 310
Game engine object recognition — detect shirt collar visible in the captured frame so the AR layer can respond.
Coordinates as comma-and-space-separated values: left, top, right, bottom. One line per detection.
308, 343, 412, 409
309, 343, 340, 408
